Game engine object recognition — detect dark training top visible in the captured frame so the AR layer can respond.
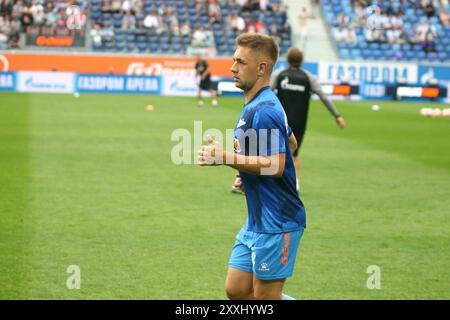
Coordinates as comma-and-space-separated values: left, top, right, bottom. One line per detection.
195, 60, 209, 76
272, 67, 340, 129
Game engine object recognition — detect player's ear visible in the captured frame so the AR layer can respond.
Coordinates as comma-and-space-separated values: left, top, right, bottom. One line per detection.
257, 62, 267, 77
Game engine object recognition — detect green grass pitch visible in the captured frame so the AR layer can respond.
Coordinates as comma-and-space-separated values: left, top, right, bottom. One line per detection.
0, 92, 449, 299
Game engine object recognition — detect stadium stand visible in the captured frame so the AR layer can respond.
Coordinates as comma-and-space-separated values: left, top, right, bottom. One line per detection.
88, 0, 292, 55
0, 0, 88, 49
323, 0, 450, 62
0, 0, 292, 56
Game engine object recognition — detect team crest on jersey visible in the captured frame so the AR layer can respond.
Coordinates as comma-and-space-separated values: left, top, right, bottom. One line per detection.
233, 137, 241, 153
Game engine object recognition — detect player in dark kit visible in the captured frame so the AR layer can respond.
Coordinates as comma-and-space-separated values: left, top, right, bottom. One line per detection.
195, 55, 218, 107
272, 48, 345, 189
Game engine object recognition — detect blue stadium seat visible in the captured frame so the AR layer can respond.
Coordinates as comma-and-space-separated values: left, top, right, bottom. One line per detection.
380, 43, 390, 51
427, 52, 438, 62
384, 50, 395, 59
372, 50, 383, 60
339, 49, 350, 59
137, 42, 147, 53
149, 42, 159, 53
417, 51, 426, 60
369, 42, 379, 50
171, 43, 183, 53
361, 49, 372, 59
438, 52, 447, 62
405, 51, 416, 61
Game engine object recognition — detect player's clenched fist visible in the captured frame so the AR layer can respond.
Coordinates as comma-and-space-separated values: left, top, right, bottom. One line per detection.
198, 135, 224, 166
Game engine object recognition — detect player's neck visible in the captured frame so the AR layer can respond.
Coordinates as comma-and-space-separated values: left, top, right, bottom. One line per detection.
245, 79, 270, 104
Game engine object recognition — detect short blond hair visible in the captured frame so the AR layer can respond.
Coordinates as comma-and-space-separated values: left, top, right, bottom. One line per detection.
236, 33, 279, 70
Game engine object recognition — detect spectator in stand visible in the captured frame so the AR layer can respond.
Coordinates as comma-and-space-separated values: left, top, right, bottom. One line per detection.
228, 12, 246, 33
386, 25, 402, 44
20, 4, 33, 31
100, 21, 115, 42
191, 25, 207, 48
416, 19, 438, 42
415, 19, 438, 52
133, 0, 144, 17
228, 0, 239, 12
10, 0, 22, 20
352, 1, 366, 27
390, 11, 404, 29
423, 32, 437, 53
56, 8, 66, 29
422, 0, 435, 18
298, 7, 309, 51
336, 12, 350, 28
157, 3, 168, 17
180, 22, 191, 37
347, 26, 357, 44
8, 16, 20, 48
101, 0, 113, 13
0, 0, 13, 16
268, 22, 278, 36
111, 0, 121, 13
236, 0, 251, 12
310, 0, 319, 19
334, 25, 347, 42
245, 17, 256, 32
121, 0, 131, 13
0, 31, 7, 49
90, 22, 102, 48
0, 14, 8, 49
248, 0, 260, 11
45, 2, 58, 28
208, 0, 222, 24
440, 9, 450, 26
254, 18, 268, 34
380, 10, 391, 30
170, 21, 181, 37
281, 21, 291, 39
166, 10, 178, 29
1, 14, 10, 32
31, 2, 45, 28
195, 1, 208, 16
365, 24, 385, 43
143, 9, 160, 31
121, 10, 136, 29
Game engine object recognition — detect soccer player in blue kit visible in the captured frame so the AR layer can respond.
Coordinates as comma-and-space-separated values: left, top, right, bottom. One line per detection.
198, 33, 306, 300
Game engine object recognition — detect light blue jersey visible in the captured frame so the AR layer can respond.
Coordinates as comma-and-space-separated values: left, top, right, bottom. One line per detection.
233, 86, 306, 233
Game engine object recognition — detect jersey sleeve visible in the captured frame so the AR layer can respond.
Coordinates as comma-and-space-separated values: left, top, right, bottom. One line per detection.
252, 103, 287, 156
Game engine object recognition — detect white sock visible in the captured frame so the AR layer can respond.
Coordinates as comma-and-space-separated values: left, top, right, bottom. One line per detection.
282, 293, 296, 300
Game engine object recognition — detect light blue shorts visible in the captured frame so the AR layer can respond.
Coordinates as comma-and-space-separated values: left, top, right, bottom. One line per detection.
229, 227, 304, 280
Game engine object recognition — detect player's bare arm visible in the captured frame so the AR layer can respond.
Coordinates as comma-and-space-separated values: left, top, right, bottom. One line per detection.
289, 132, 297, 154
198, 136, 285, 177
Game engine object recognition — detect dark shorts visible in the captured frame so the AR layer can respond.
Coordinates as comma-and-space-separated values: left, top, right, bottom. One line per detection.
199, 75, 212, 91
291, 125, 306, 157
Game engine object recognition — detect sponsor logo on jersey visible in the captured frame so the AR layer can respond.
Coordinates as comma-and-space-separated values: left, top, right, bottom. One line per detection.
281, 77, 306, 92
